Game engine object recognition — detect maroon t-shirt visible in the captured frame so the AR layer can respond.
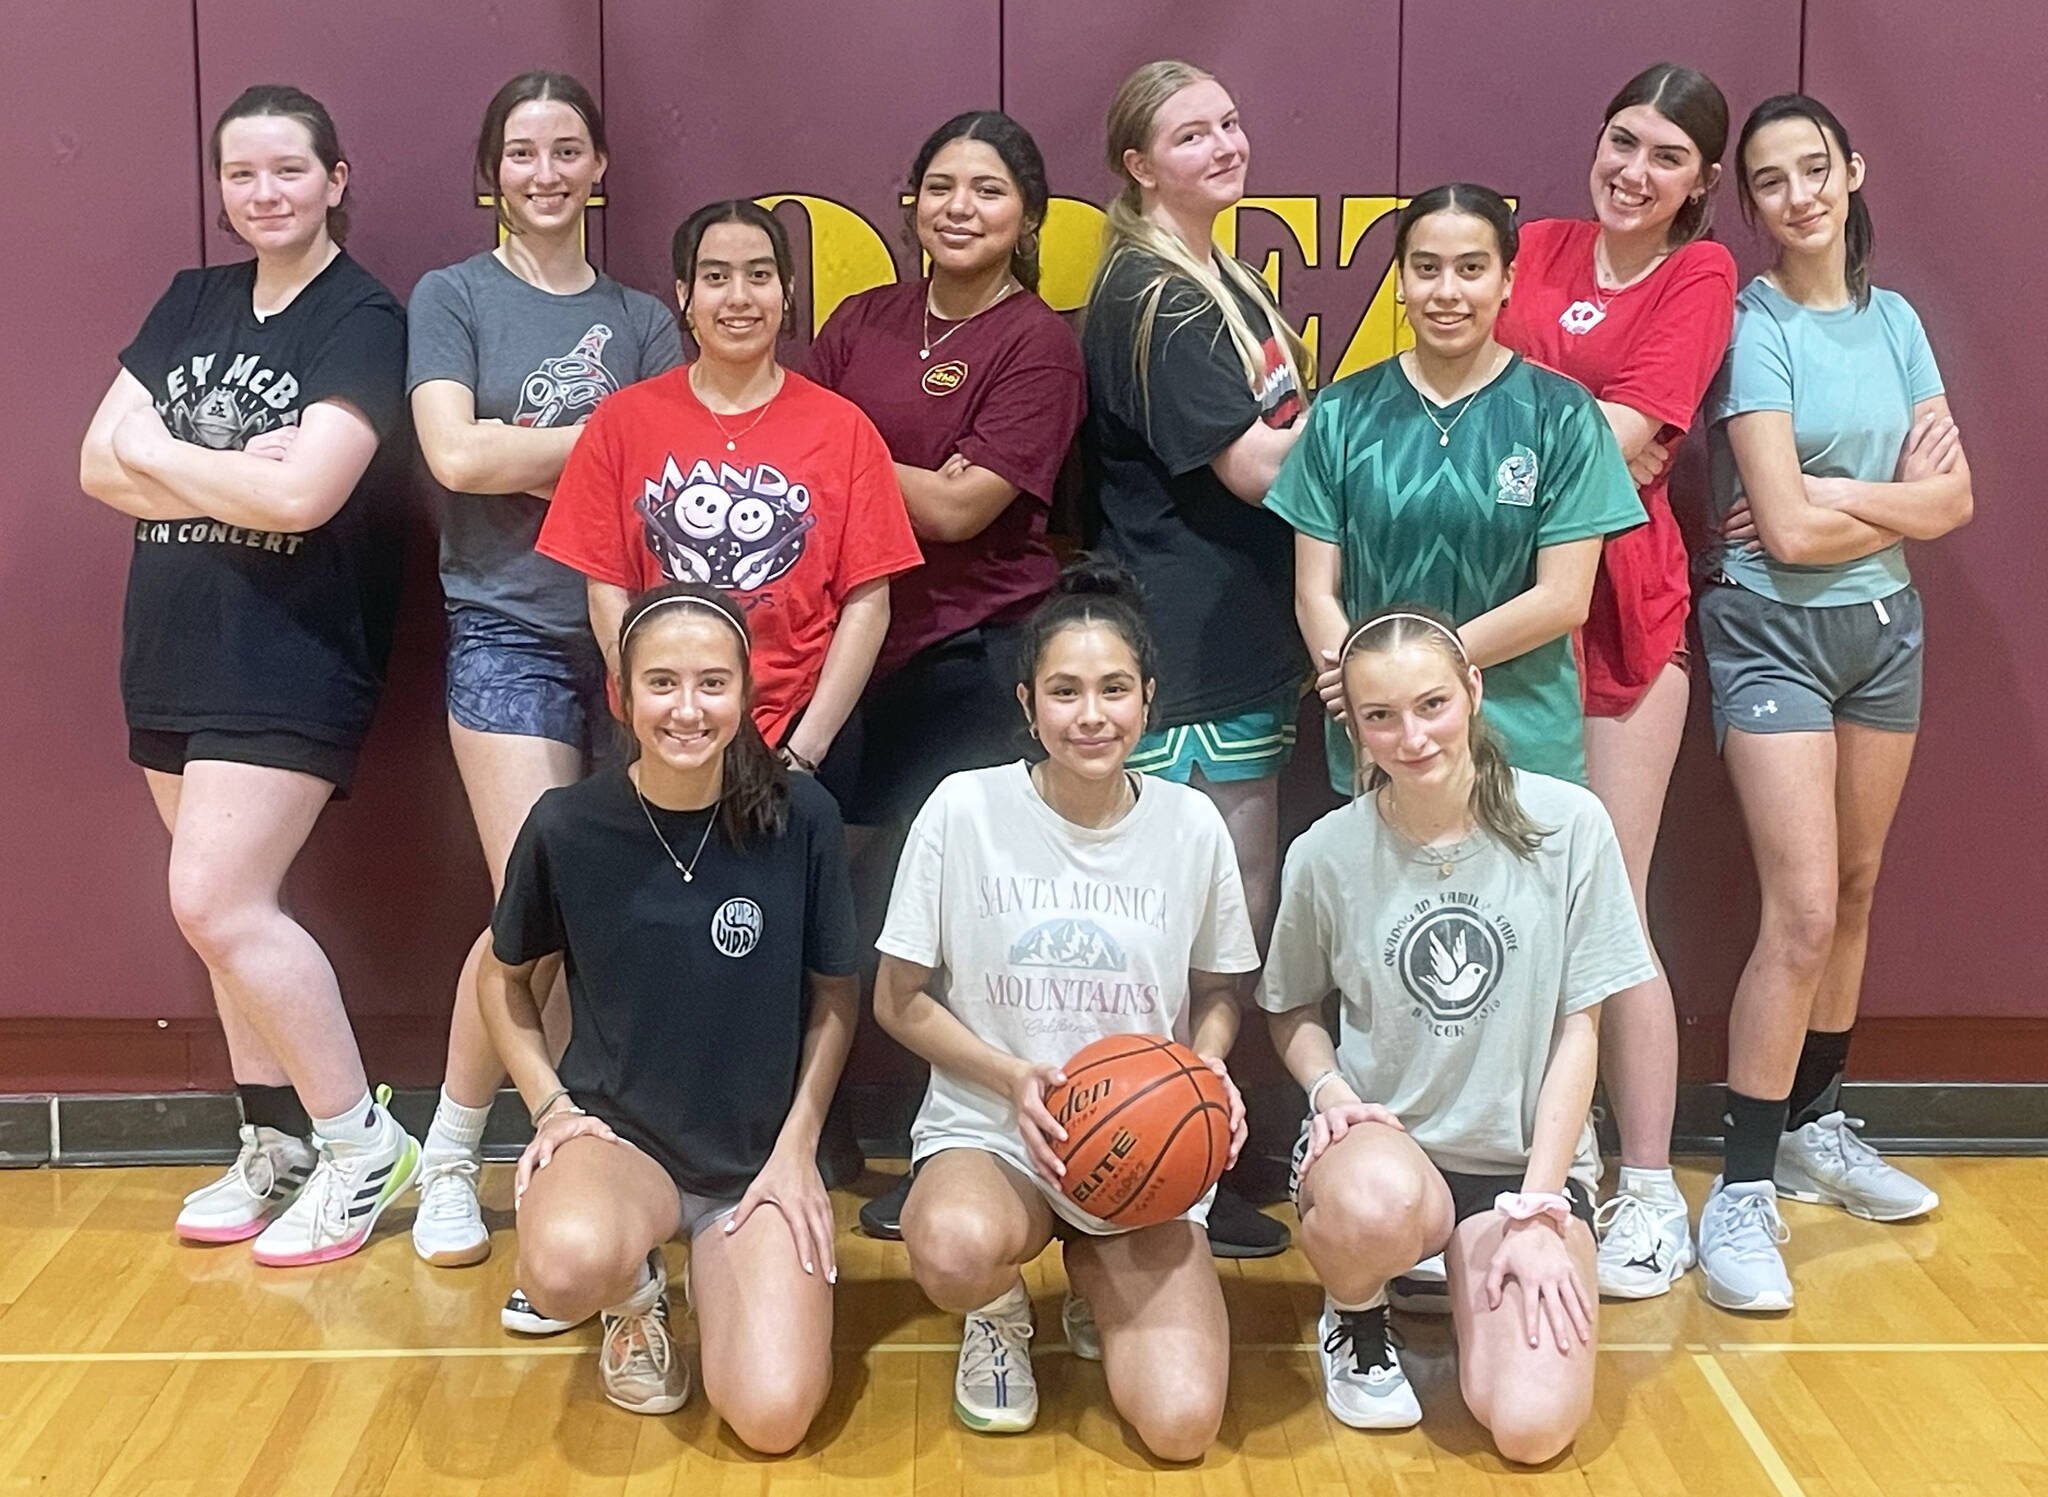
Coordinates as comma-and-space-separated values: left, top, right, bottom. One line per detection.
808, 279, 1085, 679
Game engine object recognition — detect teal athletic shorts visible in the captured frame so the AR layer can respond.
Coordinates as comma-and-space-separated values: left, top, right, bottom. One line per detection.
1127, 683, 1300, 783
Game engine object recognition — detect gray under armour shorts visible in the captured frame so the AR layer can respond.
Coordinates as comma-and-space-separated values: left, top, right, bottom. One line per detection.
1697, 580, 1923, 741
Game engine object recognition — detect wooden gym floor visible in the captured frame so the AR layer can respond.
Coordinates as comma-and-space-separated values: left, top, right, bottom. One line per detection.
3, 1157, 2045, 1495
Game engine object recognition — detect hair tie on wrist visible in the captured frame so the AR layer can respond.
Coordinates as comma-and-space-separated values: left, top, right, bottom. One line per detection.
1306, 1069, 1346, 1112
1494, 1191, 1573, 1225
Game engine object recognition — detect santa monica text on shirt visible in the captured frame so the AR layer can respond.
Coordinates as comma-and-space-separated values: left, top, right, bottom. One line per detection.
133, 520, 307, 554
976, 875, 1170, 931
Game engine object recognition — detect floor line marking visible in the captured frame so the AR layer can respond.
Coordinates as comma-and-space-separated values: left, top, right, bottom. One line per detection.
1693, 1352, 1805, 1497
4, 1339, 2041, 1367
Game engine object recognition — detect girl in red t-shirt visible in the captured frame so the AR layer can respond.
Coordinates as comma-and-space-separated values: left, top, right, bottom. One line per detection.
1495, 63, 1737, 1301
539, 200, 922, 781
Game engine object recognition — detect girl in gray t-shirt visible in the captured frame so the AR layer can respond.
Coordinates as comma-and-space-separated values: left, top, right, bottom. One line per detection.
403, 72, 680, 1287
1257, 607, 1653, 1462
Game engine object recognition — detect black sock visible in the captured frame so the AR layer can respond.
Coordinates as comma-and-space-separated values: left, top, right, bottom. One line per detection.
1786, 1028, 1853, 1130
1722, 1089, 1790, 1185
238, 1083, 312, 1137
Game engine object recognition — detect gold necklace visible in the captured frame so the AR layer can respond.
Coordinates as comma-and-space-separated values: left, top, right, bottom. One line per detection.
1030, 762, 1138, 828
921, 278, 1019, 360
1409, 348, 1506, 447
636, 788, 717, 882
691, 365, 782, 452
1379, 786, 1478, 879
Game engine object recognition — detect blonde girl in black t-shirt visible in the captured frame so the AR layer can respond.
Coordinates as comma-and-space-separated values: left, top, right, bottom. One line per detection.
77, 85, 415, 1267
481, 582, 860, 1445
1082, 57, 1312, 1256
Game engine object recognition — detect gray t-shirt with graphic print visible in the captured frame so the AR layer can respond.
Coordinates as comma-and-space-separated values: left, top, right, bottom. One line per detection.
1257, 770, 1654, 1187
408, 251, 681, 639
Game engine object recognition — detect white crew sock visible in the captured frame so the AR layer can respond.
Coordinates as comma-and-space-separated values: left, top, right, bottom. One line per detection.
309, 1091, 384, 1152
424, 1087, 491, 1158
973, 1280, 1031, 1321
1618, 1165, 1682, 1202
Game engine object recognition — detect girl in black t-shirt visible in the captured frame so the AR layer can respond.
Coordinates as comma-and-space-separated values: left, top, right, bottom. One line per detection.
1081, 58, 1313, 1257
78, 86, 415, 1268
481, 582, 860, 1446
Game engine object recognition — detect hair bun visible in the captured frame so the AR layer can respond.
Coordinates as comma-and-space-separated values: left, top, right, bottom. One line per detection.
1054, 552, 1144, 604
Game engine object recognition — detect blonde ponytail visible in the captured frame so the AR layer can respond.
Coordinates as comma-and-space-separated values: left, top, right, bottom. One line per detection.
1088, 61, 1313, 419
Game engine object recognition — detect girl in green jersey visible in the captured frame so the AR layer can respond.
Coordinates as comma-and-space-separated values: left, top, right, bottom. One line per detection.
1267, 185, 1644, 794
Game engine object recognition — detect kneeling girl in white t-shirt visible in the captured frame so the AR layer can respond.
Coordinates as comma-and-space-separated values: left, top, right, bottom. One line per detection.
1258, 607, 1653, 1464
875, 558, 1261, 1460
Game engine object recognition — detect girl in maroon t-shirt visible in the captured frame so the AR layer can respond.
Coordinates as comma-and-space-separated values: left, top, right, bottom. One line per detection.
808, 110, 1085, 832
1495, 63, 1737, 1301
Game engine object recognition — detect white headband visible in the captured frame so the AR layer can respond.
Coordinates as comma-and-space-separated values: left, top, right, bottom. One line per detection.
1339, 611, 1471, 667
619, 594, 748, 654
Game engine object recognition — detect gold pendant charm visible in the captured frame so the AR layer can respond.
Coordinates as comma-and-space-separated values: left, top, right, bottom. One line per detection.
725, 440, 736, 452
1439, 861, 1454, 879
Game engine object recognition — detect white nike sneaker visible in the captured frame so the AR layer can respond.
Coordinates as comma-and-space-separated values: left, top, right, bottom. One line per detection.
600, 1253, 690, 1415
1594, 1190, 1696, 1299
1776, 1112, 1939, 1221
1317, 1298, 1421, 1429
250, 1093, 420, 1268
1060, 1290, 1101, 1361
175, 1124, 315, 1243
954, 1291, 1037, 1433
411, 1150, 491, 1267
1697, 1176, 1794, 1313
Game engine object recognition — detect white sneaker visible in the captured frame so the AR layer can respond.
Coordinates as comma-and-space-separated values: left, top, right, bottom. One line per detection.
600, 1253, 690, 1415
1776, 1112, 1939, 1222
1594, 1190, 1695, 1299
175, 1124, 315, 1243
411, 1151, 491, 1267
502, 1285, 586, 1336
1389, 1251, 1451, 1315
1317, 1298, 1421, 1429
250, 1094, 420, 1268
1060, 1290, 1101, 1361
955, 1291, 1037, 1433
1697, 1177, 1794, 1313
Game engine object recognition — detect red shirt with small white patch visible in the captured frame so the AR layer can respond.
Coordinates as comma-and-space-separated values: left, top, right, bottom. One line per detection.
538, 367, 922, 746
1496, 218, 1736, 715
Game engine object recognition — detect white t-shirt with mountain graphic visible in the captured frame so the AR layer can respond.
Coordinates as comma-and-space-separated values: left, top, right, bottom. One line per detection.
879, 761, 1260, 1228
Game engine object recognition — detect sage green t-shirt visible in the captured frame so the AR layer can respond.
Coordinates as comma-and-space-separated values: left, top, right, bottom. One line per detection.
1256, 772, 1656, 1186
1265, 353, 1644, 789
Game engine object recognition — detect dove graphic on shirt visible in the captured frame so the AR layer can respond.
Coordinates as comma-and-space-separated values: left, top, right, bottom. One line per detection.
1422, 928, 1489, 1010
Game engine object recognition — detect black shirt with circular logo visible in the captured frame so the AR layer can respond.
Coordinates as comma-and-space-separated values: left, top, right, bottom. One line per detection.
493, 768, 859, 1197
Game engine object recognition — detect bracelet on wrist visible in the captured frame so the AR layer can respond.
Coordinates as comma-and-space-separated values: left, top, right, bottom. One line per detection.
530, 1088, 577, 1128
1305, 1069, 1347, 1112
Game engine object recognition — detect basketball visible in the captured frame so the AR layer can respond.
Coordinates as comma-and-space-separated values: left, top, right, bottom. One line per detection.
1043, 1034, 1233, 1228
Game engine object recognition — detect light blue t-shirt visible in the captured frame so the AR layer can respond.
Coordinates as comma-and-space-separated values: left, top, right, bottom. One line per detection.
1706, 277, 1943, 606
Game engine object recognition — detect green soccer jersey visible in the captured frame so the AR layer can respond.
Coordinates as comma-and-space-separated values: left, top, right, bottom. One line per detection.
1266, 352, 1644, 790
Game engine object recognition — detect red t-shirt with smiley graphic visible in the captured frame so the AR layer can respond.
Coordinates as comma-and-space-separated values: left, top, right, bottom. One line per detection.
538, 366, 922, 746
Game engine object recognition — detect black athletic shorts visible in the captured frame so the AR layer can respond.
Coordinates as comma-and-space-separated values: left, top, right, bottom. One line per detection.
1441, 1170, 1595, 1228
129, 727, 356, 798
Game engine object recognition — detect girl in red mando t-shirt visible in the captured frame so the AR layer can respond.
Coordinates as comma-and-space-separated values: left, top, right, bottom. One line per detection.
539, 199, 922, 783
1495, 62, 1737, 1303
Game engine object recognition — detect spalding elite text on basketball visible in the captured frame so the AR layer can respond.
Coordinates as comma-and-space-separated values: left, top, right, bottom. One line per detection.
1041, 1034, 1232, 1229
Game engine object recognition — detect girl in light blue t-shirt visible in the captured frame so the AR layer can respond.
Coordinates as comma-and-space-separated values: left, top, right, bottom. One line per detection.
1695, 94, 1974, 1318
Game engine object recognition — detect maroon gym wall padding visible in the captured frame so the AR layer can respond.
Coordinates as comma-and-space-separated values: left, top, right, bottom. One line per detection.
3, 0, 2039, 1091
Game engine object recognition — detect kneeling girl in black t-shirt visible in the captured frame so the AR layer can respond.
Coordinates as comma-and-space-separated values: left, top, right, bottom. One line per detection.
481, 581, 860, 1447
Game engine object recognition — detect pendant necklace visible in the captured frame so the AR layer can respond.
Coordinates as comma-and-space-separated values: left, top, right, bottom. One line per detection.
1410, 348, 1504, 447
693, 366, 781, 451
921, 278, 1019, 360
637, 788, 717, 882
1381, 787, 1473, 879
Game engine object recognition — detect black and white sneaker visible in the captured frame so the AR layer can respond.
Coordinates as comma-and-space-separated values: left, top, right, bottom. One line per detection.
1317, 1298, 1421, 1429
501, 1285, 588, 1336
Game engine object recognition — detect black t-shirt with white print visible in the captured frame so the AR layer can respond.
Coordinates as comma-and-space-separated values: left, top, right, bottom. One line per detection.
1083, 250, 1305, 726
492, 768, 860, 1197
117, 253, 408, 748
